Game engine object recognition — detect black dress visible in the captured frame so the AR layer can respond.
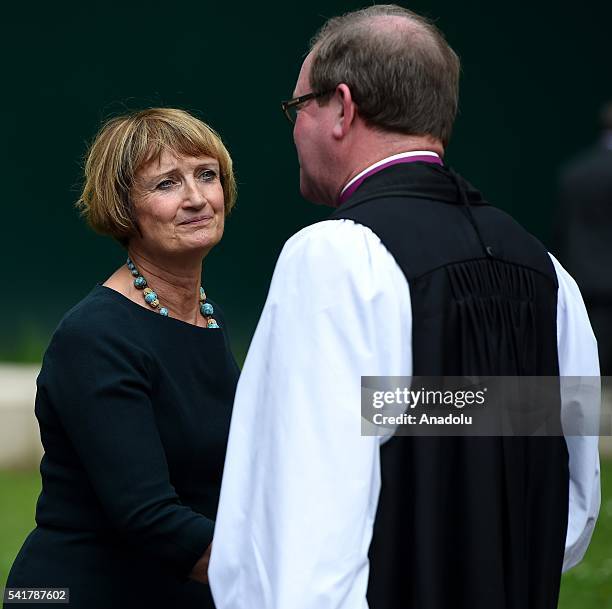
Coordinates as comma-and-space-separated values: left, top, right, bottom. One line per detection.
5, 285, 239, 608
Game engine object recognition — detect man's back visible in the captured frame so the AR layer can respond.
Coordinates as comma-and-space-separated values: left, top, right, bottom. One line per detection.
335, 162, 569, 609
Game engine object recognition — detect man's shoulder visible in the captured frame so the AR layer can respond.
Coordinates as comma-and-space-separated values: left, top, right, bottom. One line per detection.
269, 219, 407, 301
267, 220, 389, 293
280, 219, 382, 263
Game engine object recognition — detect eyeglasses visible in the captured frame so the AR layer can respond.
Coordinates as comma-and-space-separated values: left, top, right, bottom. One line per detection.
280, 90, 334, 124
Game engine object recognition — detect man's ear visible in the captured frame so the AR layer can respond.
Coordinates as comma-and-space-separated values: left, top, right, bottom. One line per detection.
332, 84, 356, 140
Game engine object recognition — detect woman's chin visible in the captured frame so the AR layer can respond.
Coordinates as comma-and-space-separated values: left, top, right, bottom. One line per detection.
180, 232, 223, 256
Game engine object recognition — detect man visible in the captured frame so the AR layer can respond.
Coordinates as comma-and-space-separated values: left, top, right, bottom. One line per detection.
209, 6, 600, 609
554, 101, 612, 377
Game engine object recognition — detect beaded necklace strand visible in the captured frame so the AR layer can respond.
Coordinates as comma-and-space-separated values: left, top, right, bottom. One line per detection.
127, 257, 219, 328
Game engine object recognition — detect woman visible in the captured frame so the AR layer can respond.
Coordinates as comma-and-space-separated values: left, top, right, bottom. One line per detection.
4, 108, 239, 608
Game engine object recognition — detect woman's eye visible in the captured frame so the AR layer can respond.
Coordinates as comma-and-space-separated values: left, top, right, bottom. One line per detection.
199, 169, 217, 182
156, 179, 175, 190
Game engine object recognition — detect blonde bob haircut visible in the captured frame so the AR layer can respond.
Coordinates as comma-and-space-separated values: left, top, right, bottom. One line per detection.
77, 108, 237, 245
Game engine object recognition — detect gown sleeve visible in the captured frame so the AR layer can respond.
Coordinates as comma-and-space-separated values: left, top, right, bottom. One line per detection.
549, 253, 601, 572
209, 220, 412, 609
39, 304, 214, 578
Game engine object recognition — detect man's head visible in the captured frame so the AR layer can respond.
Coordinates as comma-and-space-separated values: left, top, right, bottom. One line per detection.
290, 5, 460, 205
600, 101, 612, 132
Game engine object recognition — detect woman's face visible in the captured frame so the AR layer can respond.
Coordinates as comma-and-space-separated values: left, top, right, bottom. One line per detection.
130, 150, 225, 257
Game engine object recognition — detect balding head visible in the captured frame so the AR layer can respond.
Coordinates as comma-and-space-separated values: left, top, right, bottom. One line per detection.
308, 5, 460, 146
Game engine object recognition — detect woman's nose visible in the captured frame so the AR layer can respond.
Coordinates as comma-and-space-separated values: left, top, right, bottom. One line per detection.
183, 178, 207, 208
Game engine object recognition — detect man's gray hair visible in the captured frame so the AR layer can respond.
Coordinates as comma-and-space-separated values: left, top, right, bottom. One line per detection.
309, 5, 460, 146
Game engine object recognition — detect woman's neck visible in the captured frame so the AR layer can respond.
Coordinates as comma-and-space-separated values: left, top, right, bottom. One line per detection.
105, 248, 207, 326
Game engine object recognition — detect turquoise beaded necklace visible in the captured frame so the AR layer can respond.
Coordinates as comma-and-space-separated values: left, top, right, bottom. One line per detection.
127, 257, 219, 328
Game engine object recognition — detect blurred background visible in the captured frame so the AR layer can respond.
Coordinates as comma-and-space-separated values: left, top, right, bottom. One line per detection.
1, 1, 611, 606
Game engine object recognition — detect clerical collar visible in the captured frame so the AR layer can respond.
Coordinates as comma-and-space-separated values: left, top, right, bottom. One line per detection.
338, 151, 443, 205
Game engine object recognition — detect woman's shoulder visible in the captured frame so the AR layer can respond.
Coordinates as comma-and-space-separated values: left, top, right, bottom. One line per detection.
60, 285, 134, 328
49, 286, 144, 353
37, 287, 156, 385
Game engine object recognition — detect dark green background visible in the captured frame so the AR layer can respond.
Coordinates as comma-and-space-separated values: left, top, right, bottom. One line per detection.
2, 1, 611, 360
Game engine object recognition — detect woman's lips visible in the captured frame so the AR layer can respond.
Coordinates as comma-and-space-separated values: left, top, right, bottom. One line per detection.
179, 215, 213, 226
